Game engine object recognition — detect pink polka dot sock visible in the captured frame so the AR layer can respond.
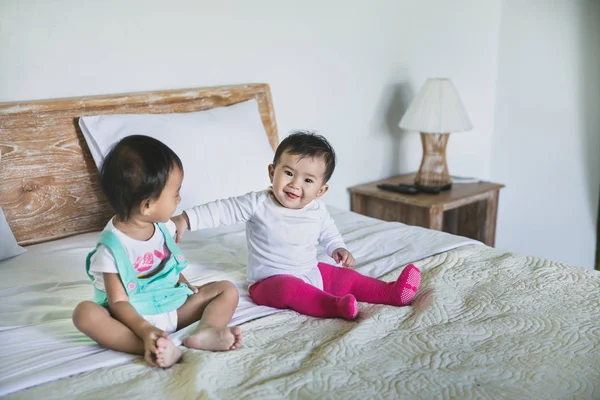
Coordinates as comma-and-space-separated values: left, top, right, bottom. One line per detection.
395, 264, 421, 306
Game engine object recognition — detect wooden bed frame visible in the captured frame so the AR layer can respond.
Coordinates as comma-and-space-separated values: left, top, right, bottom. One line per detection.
0, 84, 278, 246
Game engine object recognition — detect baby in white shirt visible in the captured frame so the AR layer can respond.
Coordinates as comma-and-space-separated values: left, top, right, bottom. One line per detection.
173, 131, 421, 319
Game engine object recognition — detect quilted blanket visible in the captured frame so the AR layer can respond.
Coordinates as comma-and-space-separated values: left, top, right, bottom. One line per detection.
1, 209, 599, 399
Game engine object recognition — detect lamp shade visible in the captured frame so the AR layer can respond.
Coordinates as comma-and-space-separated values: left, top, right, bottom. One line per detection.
399, 78, 472, 133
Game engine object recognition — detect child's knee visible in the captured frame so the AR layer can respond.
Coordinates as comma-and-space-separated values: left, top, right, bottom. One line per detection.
72, 301, 91, 325
252, 276, 301, 302
271, 275, 303, 293
72, 301, 105, 331
218, 280, 239, 299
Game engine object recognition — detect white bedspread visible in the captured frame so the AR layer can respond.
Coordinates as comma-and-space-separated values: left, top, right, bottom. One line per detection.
0, 208, 475, 397
2, 209, 599, 399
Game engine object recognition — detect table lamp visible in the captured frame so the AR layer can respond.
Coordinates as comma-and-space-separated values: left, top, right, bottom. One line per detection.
399, 78, 472, 190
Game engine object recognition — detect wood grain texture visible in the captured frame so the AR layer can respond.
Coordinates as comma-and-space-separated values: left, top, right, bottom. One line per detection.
443, 198, 491, 245
0, 84, 279, 245
414, 132, 451, 188
484, 190, 500, 247
348, 174, 504, 246
348, 174, 504, 210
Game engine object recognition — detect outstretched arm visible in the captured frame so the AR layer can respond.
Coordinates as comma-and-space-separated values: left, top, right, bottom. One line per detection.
172, 192, 260, 243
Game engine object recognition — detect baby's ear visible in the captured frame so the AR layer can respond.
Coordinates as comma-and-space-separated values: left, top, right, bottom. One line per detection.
316, 184, 329, 198
268, 164, 275, 183
140, 199, 152, 215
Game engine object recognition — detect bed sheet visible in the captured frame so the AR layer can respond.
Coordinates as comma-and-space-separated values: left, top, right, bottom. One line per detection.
0, 208, 478, 397
4, 236, 600, 399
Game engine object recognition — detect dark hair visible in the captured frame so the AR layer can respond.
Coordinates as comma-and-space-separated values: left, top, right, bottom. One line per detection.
100, 135, 183, 220
272, 131, 336, 182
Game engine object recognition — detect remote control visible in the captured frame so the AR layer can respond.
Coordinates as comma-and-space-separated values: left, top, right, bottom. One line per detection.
377, 183, 419, 195
414, 184, 443, 194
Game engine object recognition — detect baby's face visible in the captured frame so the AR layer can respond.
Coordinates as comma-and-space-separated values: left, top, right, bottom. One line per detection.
146, 166, 183, 222
268, 151, 328, 209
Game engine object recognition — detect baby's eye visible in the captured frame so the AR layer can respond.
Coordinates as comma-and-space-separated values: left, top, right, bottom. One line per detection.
285, 171, 293, 177
305, 179, 313, 184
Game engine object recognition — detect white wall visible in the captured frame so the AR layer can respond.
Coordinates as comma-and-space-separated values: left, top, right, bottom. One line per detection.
10, 1, 595, 269
492, 0, 600, 268
0, 0, 502, 211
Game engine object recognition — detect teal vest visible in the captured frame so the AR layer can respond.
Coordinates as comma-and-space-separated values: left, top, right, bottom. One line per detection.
86, 223, 193, 315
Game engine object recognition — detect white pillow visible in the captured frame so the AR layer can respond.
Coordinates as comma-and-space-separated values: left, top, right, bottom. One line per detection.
0, 208, 26, 261
79, 99, 274, 215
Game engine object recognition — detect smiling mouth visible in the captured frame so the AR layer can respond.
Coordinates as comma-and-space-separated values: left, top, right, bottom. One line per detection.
285, 192, 299, 200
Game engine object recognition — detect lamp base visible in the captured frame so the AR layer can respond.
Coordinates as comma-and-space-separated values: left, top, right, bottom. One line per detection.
414, 132, 452, 190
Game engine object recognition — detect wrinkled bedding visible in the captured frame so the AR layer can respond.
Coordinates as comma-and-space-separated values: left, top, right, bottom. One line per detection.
1, 208, 599, 399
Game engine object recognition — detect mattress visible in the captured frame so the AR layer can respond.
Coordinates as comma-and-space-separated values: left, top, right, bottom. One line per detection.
1, 208, 599, 399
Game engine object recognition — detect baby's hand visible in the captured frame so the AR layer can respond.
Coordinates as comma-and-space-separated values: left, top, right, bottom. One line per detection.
171, 213, 189, 244
180, 282, 199, 294
332, 248, 356, 268
141, 325, 169, 367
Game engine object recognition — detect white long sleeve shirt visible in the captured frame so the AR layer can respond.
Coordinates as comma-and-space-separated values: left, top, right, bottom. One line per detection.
185, 190, 346, 289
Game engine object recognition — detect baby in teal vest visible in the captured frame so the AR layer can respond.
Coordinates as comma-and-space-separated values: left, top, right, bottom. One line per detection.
73, 135, 241, 368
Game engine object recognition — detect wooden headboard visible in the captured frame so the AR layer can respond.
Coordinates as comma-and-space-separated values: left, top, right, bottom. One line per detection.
0, 84, 278, 245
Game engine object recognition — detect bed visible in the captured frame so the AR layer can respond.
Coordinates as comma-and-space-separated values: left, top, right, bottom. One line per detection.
1, 84, 599, 399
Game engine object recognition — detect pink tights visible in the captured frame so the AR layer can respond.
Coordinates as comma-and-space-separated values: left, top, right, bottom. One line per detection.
249, 263, 421, 320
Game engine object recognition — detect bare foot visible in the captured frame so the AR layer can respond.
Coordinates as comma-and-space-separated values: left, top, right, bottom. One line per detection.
155, 337, 182, 368
183, 326, 242, 351
229, 326, 242, 350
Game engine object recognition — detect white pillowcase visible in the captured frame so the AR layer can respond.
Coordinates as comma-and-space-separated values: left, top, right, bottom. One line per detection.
0, 208, 26, 262
79, 99, 274, 215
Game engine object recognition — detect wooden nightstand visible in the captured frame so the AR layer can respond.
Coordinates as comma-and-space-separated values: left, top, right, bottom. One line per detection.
348, 174, 504, 246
